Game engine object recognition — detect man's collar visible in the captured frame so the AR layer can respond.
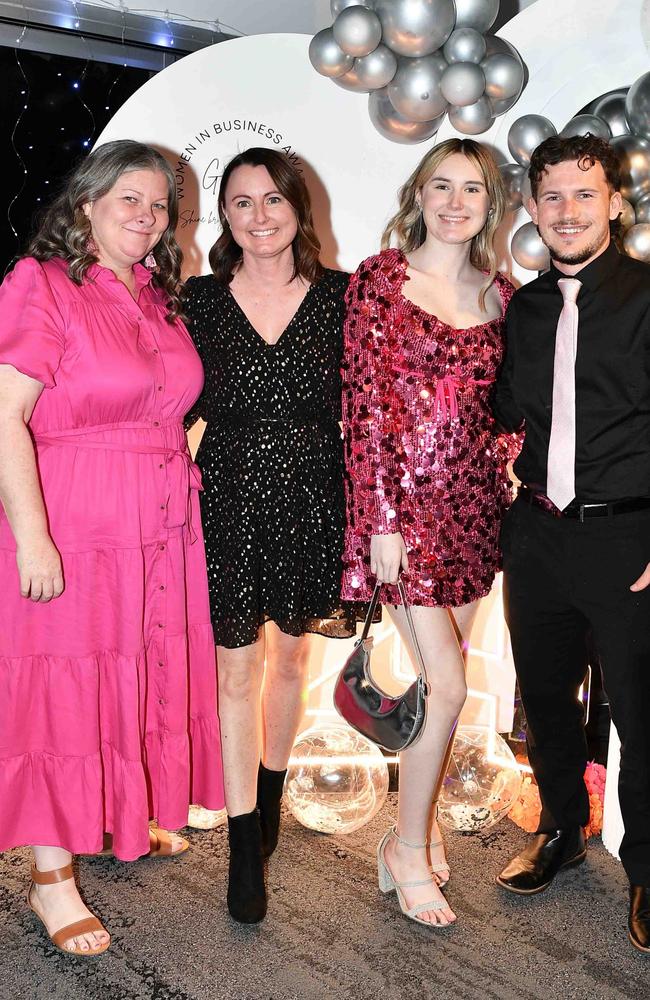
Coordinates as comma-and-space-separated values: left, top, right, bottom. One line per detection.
549, 239, 620, 293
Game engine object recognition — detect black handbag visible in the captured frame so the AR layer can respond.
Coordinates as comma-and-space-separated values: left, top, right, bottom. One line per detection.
333, 579, 430, 753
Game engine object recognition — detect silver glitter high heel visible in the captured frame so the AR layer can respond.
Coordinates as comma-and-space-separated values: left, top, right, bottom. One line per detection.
377, 826, 453, 927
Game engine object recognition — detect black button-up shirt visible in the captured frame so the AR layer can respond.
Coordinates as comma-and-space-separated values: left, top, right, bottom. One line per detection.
493, 241, 650, 501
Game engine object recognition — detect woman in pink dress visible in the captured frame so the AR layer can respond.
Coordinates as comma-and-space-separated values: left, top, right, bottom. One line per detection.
0, 140, 223, 956
341, 138, 515, 928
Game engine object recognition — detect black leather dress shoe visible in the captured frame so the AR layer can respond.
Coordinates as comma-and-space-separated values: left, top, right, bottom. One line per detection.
496, 827, 586, 895
629, 884, 650, 953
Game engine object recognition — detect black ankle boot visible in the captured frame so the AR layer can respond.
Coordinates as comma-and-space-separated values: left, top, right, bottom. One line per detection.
257, 763, 287, 859
227, 810, 267, 923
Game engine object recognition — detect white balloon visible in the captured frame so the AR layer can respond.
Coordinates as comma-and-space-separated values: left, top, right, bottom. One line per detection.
443, 28, 486, 66
507, 115, 557, 168
448, 95, 494, 135
374, 0, 455, 58
332, 5, 382, 58
560, 114, 612, 140
623, 223, 650, 262
354, 44, 398, 90
440, 62, 485, 108
308, 28, 354, 78
453, 0, 499, 33
511, 221, 550, 271
369, 87, 444, 144
387, 54, 448, 122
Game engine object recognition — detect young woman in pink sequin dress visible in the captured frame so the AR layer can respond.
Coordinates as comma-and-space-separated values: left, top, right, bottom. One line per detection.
341, 138, 515, 928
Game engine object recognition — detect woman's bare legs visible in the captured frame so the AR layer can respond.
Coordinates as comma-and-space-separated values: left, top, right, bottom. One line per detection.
261, 624, 311, 769
382, 600, 479, 925
29, 846, 110, 953
217, 631, 266, 816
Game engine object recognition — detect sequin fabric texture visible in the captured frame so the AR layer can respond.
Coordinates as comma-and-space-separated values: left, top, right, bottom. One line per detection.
184, 269, 360, 648
341, 248, 517, 608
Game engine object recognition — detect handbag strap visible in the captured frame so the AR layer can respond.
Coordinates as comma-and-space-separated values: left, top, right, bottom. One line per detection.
359, 579, 429, 690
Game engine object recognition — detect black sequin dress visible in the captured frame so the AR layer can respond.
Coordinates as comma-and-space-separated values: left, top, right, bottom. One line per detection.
184, 269, 359, 648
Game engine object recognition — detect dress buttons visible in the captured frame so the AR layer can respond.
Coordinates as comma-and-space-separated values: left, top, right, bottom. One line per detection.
153, 348, 159, 354
159, 544, 165, 551
158, 660, 164, 667
159, 585, 165, 591
158, 386, 163, 391
159, 463, 164, 469
158, 622, 164, 628
153, 421, 160, 427
160, 503, 166, 510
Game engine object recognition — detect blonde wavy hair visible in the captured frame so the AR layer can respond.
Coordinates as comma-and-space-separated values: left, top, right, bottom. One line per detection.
381, 138, 506, 311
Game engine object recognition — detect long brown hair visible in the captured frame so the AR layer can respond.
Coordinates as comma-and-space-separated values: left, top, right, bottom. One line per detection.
208, 147, 323, 285
382, 138, 506, 310
27, 139, 184, 321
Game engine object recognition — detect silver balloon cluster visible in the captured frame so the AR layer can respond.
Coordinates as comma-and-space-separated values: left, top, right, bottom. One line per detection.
504, 71, 650, 270
309, 0, 526, 144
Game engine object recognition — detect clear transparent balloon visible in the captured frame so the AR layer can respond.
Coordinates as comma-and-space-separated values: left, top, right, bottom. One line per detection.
285, 725, 390, 835
438, 726, 522, 832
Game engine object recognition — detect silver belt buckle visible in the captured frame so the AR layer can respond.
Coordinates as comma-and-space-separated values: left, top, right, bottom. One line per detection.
579, 502, 607, 523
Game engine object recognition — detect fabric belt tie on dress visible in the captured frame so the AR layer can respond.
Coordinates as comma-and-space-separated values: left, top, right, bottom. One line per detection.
34, 433, 203, 543
392, 369, 494, 422
518, 485, 650, 521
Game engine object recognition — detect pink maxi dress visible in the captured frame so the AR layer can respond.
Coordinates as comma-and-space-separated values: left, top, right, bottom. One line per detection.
0, 257, 224, 861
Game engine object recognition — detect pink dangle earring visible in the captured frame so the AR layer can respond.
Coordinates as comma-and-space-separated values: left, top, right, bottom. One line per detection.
144, 251, 157, 270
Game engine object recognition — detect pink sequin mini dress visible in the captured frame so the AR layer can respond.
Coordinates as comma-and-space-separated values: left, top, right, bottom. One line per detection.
341, 248, 517, 608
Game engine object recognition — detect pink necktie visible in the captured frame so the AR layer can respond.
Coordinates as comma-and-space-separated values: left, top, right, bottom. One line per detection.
546, 277, 581, 511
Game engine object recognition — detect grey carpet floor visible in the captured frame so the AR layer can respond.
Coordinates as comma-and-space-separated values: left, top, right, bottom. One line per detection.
0, 795, 647, 1000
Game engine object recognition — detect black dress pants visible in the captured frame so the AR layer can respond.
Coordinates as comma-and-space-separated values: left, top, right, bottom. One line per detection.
501, 496, 650, 885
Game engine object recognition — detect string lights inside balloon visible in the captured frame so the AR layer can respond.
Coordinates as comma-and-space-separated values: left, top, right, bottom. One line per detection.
504, 70, 650, 270
309, 0, 526, 144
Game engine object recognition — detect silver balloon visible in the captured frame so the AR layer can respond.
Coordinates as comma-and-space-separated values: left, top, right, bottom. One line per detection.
626, 71, 650, 141
453, 0, 499, 33
482, 35, 526, 115
369, 87, 444, 144
591, 92, 630, 138
500, 163, 526, 212
331, 0, 374, 14
387, 54, 448, 122
440, 62, 485, 108
610, 135, 650, 204
354, 44, 398, 90
333, 62, 372, 92
623, 223, 650, 262
309, 28, 354, 78
507, 115, 557, 168
618, 199, 636, 231
511, 222, 550, 271
635, 192, 650, 224
481, 53, 525, 101
443, 28, 486, 65
448, 95, 494, 135
332, 6, 382, 57
560, 114, 611, 140
374, 0, 455, 58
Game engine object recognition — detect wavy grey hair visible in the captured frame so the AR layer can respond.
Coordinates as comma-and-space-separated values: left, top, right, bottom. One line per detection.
27, 139, 184, 321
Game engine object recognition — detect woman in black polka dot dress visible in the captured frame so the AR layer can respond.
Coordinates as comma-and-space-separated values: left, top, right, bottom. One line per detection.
184, 147, 357, 924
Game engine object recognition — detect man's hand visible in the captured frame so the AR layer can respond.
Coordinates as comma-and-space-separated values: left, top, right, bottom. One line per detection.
630, 562, 650, 592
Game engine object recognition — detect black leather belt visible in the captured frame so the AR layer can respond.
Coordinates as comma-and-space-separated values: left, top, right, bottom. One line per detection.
518, 485, 650, 521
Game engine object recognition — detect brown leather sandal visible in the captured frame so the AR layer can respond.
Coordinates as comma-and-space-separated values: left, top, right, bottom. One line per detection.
148, 822, 189, 857
28, 863, 110, 957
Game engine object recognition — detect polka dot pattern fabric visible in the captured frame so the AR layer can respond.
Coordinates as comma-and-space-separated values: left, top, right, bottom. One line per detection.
184, 269, 361, 648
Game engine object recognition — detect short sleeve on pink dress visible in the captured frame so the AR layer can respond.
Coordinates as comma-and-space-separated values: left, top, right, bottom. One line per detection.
0, 258, 66, 388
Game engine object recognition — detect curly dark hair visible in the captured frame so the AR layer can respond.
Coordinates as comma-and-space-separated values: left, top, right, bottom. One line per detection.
208, 146, 323, 286
528, 134, 621, 201
27, 139, 185, 322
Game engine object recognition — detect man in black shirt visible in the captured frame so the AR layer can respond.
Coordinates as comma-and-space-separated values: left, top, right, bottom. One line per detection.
493, 134, 650, 954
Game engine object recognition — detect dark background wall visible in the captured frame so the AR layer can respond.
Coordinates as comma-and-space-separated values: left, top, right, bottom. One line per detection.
1, 46, 151, 275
